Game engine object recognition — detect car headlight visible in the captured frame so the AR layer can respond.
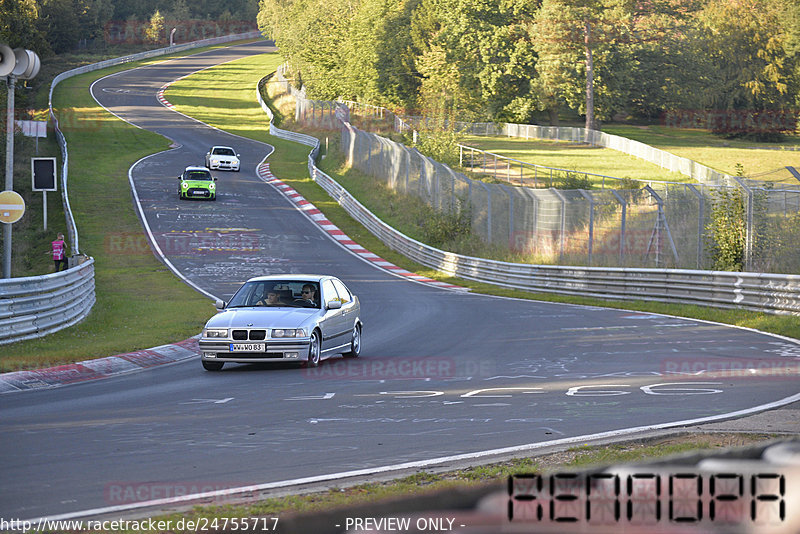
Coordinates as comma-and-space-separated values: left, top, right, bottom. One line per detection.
181, 181, 188, 189
272, 328, 306, 338
209, 183, 215, 190
203, 328, 228, 338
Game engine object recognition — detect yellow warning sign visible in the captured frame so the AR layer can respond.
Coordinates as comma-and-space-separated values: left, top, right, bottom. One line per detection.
0, 191, 26, 224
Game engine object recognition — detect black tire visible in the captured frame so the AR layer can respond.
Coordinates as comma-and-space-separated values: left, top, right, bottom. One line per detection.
343, 324, 361, 358
202, 360, 224, 371
306, 330, 321, 367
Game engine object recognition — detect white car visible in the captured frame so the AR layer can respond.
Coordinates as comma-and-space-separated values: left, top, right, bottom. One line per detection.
204, 146, 240, 171
199, 274, 363, 371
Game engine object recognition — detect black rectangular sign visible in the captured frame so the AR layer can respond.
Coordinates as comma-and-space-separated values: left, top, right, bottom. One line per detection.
32, 157, 57, 191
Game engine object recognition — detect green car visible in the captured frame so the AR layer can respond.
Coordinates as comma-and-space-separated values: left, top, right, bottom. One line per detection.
178, 166, 217, 201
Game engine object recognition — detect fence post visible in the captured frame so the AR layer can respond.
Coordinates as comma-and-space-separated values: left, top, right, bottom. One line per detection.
479, 182, 492, 244
611, 190, 627, 265
551, 188, 567, 262
499, 184, 515, 248
645, 186, 679, 268
733, 177, 754, 271
686, 184, 704, 269
579, 190, 595, 265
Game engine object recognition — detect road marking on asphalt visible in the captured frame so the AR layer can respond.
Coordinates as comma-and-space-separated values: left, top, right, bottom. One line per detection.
181, 397, 234, 404
286, 393, 336, 400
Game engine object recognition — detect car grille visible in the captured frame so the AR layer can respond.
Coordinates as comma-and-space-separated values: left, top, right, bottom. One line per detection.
225, 353, 283, 359
232, 329, 267, 341
187, 188, 210, 197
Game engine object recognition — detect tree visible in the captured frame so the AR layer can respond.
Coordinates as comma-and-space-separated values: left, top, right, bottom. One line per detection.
144, 9, 165, 44
531, 0, 708, 128
38, 0, 82, 53
0, 0, 49, 53
697, 0, 800, 139
532, 0, 611, 130
408, 0, 538, 122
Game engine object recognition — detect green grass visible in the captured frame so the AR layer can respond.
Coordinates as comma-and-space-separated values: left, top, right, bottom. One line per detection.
0, 133, 67, 276
600, 125, 800, 182
460, 135, 689, 185
456, 125, 800, 186
0, 44, 263, 372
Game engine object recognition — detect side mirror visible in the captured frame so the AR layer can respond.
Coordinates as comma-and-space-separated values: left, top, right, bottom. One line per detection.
327, 300, 342, 310
214, 177, 218, 182
215, 299, 226, 310
206, 152, 211, 156
237, 154, 241, 158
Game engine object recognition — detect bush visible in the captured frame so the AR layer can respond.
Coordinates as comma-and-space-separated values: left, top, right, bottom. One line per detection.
555, 172, 592, 190
421, 202, 472, 247
705, 188, 747, 271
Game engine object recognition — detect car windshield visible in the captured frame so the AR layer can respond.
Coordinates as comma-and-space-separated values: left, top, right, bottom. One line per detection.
184, 170, 212, 181
227, 280, 320, 309
212, 148, 235, 156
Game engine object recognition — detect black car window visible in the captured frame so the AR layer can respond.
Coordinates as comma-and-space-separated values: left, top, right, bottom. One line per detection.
228, 281, 320, 308
185, 171, 212, 181
213, 148, 235, 156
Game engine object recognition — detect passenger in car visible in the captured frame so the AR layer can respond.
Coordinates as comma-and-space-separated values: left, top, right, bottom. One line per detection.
257, 288, 288, 307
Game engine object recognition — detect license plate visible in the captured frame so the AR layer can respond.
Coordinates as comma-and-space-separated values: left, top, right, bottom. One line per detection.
193, 191, 206, 196
229, 343, 265, 352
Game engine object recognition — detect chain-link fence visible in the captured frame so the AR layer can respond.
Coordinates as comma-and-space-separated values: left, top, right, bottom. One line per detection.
287, 87, 800, 273
338, 123, 800, 272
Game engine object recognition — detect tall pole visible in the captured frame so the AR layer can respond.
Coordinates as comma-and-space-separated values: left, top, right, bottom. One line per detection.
3, 75, 15, 279
584, 20, 595, 132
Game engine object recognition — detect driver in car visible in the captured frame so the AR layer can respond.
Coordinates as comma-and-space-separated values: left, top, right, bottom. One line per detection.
297, 284, 319, 307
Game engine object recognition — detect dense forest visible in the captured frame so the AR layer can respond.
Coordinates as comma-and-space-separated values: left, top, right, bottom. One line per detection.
2, 0, 798, 139
0, 0, 258, 54
258, 0, 800, 138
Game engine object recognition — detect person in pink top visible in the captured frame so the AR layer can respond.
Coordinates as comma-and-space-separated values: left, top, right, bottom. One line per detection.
49, 233, 69, 272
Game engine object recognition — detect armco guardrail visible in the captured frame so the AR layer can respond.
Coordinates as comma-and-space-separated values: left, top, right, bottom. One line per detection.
0, 258, 96, 345
259, 76, 800, 315
0, 32, 263, 346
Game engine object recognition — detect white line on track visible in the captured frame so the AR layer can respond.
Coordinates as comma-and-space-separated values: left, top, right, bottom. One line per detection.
24, 391, 800, 524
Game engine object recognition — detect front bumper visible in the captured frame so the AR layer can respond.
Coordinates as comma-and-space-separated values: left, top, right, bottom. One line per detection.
182, 187, 213, 199
199, 339, 310, 362
208, 161, 239, 171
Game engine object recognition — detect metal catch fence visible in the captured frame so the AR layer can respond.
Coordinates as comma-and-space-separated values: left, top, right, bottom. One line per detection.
278, 75, 800, 274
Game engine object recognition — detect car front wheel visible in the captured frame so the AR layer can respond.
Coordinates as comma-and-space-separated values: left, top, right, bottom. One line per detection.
202, 360, 224, 371
306, 330, 321, 367
343, 324, 361, 358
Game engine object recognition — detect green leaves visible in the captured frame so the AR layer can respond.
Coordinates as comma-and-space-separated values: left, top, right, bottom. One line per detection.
258, 0, 799, 131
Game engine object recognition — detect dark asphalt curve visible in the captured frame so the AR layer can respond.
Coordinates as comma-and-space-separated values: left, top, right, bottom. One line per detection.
2, 40, 798, 521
